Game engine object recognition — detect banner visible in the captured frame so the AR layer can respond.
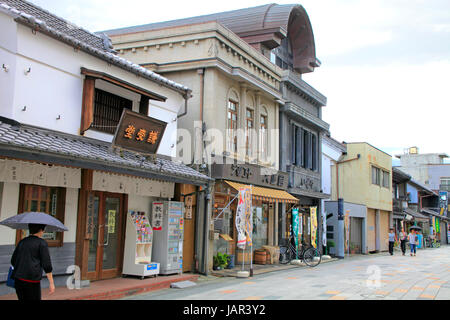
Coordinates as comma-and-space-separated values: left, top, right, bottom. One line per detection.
236, 186, 252, 249
292, 208, 299, 256
310, 207, 318, 248
435, 217, 440, 234
344, 212, 350, 253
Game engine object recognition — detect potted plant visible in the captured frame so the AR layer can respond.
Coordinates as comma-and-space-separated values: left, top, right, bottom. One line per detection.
213, 252, 229, 270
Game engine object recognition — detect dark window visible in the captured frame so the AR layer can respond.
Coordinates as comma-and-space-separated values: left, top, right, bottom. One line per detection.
312, 134, 317, 171
372, 166, 381, 185
92, 89, 133, 134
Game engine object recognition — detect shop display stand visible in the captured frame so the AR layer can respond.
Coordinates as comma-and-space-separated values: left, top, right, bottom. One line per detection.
122, 211, 160, 279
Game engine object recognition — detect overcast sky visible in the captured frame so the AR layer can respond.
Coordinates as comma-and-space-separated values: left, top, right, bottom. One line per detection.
29, 0, 450, 161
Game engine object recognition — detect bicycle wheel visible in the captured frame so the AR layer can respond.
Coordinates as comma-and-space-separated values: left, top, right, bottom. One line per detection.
303, 247, 321, 267
279, 246, 292, 264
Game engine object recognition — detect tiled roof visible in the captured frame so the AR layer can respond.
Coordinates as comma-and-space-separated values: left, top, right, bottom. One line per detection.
0, 118, 211, 184
0, 0, 191, 94
1, 0, 111, 52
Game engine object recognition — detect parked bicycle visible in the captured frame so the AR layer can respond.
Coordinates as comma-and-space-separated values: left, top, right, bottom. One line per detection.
279, 234, 321, 267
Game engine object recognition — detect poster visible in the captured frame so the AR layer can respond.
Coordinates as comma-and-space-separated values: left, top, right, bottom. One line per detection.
108, 210, 116, 234
152, 202, 164, 231
310, 207, 318, 248
435, 217, 440, 234
292, 208, 299, 253
185, 196, 193, 220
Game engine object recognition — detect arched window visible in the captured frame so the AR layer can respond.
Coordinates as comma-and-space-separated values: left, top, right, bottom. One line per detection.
227, 88, 240, 154
259, 106, 268, 161
245, 94, 255, 158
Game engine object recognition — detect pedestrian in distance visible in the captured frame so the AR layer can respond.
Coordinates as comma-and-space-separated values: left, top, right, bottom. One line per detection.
399, 228, 408, 255
11, 223, 55, 300
388, 228, 397, 255
408, 229, 417, 257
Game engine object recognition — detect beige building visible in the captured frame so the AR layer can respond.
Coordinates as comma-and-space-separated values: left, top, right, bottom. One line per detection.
103, 4, 321, 271
331, 143, 393, 253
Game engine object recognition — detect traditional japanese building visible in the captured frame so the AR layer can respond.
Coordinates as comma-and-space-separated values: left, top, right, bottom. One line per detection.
0, 0, 211, 294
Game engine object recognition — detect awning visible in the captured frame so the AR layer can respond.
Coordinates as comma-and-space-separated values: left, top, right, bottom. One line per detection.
225, 181, 299, 204
421, 208, 450, 221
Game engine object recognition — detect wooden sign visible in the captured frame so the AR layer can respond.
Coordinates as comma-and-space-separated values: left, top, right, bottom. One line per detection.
185, 195, 193, 220
112, 109, 167, 156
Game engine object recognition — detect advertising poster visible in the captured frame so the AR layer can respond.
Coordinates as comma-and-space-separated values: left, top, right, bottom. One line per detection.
435, 217, 440, 234
292, 208, 299, 253
310, 207, 318, 248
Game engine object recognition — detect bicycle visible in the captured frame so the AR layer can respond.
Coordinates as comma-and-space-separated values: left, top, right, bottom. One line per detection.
279, 234, 321, 267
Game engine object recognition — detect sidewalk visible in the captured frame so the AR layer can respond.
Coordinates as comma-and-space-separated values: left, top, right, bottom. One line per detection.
211, 256, 338, 277
0, 273, 198, 300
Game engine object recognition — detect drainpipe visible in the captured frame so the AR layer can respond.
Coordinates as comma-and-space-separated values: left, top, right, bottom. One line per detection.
335, 153, 360, 259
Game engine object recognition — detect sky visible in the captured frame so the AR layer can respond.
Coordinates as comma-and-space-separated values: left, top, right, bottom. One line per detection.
28, 0, 450, 162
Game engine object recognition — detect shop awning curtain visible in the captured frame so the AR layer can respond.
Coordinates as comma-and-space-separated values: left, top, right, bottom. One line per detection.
225, 181, 299, 204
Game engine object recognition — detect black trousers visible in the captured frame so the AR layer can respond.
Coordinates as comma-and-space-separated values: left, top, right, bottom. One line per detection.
400, 240, 406, 254
15, 279, 41, 301
389, 241, 395, 255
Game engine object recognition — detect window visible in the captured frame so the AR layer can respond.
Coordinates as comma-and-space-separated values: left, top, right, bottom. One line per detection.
260, 115, 268, 159
372, 166, 381, 185
92, 89, 133, 134
291, 125, 318, 171
245, 109, 254, 157
227, 100, 238, 153
18, 185, 66, 247
440, 178, 450, 191
382, 171, 390, 188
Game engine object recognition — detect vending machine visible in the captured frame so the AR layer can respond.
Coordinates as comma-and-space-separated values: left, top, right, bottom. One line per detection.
151, 201, 184, 275
122, 211, 160, 279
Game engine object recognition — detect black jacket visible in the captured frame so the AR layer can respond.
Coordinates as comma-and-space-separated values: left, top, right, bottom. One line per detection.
11, 235, 53, 281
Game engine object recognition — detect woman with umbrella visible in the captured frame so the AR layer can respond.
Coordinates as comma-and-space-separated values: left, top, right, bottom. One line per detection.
1, 212, 68, 300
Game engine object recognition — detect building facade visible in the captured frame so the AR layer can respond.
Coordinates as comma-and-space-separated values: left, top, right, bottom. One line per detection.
105, 3, 327, 268
330, 143, 393, 254
0, 0, 211, 294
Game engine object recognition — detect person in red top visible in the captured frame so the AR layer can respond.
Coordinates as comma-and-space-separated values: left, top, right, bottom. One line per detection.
11, 224, 55, 300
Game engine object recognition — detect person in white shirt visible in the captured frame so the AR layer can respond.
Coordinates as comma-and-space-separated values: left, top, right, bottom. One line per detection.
408, 230, 417, 256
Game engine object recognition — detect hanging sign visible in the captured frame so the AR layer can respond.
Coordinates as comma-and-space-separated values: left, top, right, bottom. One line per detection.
85, 193, 95, 240
112, 109, 167, 156
185, 196, 193, 220
152, 202, 164, 231
435, 217, 440, 234
310, 207, 318, 249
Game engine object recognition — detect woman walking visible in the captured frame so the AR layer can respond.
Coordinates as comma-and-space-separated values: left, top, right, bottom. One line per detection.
11, 224, 55, 300
399, 228, 407, 256
408, 229, 417, 257
388, 228, 397, 255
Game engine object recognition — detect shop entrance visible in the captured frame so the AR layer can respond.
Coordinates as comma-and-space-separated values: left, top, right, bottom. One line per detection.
82, 192, 126, 281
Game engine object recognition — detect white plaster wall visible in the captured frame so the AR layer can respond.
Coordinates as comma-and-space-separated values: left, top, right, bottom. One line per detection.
2, 20, 184, 157
0, 182, 20, 246
64, 188, 79, 243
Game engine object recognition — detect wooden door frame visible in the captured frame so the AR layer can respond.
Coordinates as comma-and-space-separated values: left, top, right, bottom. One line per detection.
77, 190, 127, 281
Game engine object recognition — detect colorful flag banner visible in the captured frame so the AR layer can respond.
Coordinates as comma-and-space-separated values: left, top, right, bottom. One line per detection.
310, 207, 318, 248
236, 186, 252, 249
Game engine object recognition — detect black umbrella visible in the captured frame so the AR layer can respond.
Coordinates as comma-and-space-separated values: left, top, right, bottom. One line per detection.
0, 212, 68, 232
409, 225, 422, 231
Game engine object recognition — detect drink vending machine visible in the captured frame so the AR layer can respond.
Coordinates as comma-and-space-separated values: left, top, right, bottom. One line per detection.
151, 201, 184, 275
122, 211, 160, 279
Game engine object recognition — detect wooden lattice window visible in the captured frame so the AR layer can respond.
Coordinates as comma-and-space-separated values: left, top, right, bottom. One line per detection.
91, 89, 133, 134
17, 185, 66, 247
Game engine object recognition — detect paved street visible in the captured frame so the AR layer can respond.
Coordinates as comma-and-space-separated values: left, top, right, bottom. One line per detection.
122, 246, 450, 300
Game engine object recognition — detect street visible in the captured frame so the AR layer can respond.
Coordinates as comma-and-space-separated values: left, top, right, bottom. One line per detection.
122, 246, 450, 300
